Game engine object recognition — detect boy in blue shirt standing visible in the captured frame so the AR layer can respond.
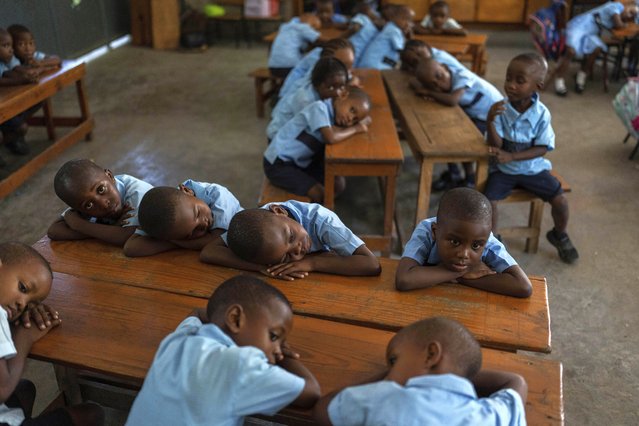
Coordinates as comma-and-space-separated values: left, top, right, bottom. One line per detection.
126, 275, 320, 426
358, 5, 414, 69
268, 14, 322, 80
313, 317, 527, 426
486, 53, 578, 264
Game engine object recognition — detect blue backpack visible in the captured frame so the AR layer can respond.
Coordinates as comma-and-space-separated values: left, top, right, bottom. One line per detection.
529, 0, 567, 61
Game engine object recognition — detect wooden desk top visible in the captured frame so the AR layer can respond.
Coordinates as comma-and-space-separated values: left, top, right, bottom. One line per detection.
35, 238, 551, 353
382, 69, 489, 159
0, 61, 86, 122
425, 40, 469, 57
325, 69, 404, 164
263, 27, 346, 43
612, 23, 639, 38
32, 272, 562, 425
413, 32, 488, 46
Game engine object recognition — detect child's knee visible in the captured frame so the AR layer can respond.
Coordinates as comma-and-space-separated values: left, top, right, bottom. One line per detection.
334, 176, 346, 195
550, 193, 568, 209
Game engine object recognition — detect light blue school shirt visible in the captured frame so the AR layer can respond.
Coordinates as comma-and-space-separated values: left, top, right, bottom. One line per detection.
268, 19, 320, 68
267, 82, 320, 139
331, 13, 349, 24
125, 317, 305, 426
0, 309, 25, 426
431, 47, 465, 73
279, 48, 321, 100
450, 66, 503, 121
328, 374, 526, 426
349, 13, 379, 66
566, 1, 623, 56
33, 51, 47, 61
264, 99, 333, 168
0, 56, 20, 76
358, 21, 405, 69
261, 200, 364, 255
493, 93, 555, 175
402, 217, 517, 273
420, 15, 463, 29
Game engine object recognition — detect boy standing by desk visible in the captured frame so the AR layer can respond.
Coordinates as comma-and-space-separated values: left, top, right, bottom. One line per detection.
486, 53, 578, 264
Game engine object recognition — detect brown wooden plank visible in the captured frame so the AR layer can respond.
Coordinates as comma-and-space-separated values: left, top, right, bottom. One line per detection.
34, 238, 551, 353
31, 273, 562, 425
263, 27, 346, 45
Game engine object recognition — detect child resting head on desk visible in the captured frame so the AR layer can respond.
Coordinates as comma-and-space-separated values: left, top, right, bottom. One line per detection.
264, 87, 371, 203
400, 39, 465, 74
358, 4, 415, 70
0, 242, 105, 426
8, 24, 61, 73
395, 188, 532, 298
125, 275, 320, 426
200, 200, 381, 280
48, 159, 153, 248
414, 0, 467, 36
313, 317, 527, 426
412, 56, 502, 190
126, 180, 243, 257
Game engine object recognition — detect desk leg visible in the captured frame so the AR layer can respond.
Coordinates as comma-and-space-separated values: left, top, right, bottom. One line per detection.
382, 171, 398, 257
75, 79, 92, 141
324, 164, 336, 210
415, 158, 433, 227
54, 365, 83, 406
42, 99, 56, 141
475, 157, 489, 193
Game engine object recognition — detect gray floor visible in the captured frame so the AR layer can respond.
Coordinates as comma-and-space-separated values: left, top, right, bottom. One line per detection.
1, 30, 638, 424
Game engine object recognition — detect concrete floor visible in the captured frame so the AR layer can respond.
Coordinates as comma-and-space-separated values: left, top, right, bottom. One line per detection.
1, 30, 638, 424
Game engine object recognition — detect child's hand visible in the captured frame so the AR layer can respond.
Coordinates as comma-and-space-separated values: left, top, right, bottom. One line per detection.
409, 77, 422, 92
462, 261, 496, 280
356, 116, 372, 133
62, 209, 89, 230
487, 100, 506, 123
266, 259, 314, 279
115, 203, 135, 226
277, 341, 300, 364
14, 313, 61, 345
349, 75, 362, 88
488, 147, 514, 164
260, 267, 308, 282
15, 303, 60, 330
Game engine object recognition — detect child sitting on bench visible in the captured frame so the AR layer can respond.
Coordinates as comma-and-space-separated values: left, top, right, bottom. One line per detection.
313, 317, 527, 425
268, 14, 322, 80
486, 53, 578, 264
126, 275, 320, 425
396, 188, 532, 297
0, 242, 104, 426
8, 24, 61, 73
344, 2, 383, 66
414, 0, 467, 36
48, 159, 153, 247
127, 180, 243, 257
201, 200, 381, 280
359, 5, 414, 69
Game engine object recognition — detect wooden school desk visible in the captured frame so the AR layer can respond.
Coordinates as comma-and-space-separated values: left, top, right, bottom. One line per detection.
382, 69, 489, 226
35, 238, 551, 353
0, 61, 93, 199
413, 32, 488, 75
325, 69, 403, 256
263, 27, 347, 47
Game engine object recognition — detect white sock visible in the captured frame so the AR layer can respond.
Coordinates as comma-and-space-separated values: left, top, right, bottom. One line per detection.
555, 78, 566, 92
576, 71, 587, 86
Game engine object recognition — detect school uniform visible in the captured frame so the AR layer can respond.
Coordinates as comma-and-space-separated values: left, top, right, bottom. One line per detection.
328, 374, 526, 426
0, 56, 39, 133
349, 13, 379, 66
402, 217, 517, 273
0, 56, 20, 76
0, 309, 25, 426
431, 47, 465, 73
450, 65, 503, 133
420, 15, 464, 30
358, 21, 405, 69
268, 18, 320, 77
566, 1, 624, 57
267, 83, 320, 140
261, 200, 365, 255
182, 179, 244, 230
484, 93, 563, 202
126, 317, 305, 426
279, 48, 322, 100
263, 99, 333, 195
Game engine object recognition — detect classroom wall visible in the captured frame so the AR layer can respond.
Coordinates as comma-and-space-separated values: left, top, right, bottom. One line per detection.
0, 0, 130, 59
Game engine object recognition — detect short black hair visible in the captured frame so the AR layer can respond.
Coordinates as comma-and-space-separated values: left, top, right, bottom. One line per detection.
311, 57, 348, 89
346, 86, 371, 108
436, 187, 492, 225
320, 38, 354, 59
430, 0, 450, 13
510, 52, 548, 80
53, 159, 106, 205
394, 4, 414, 20
137, 186, 184, 239
398, 317, 482, 378
0, 242, 52, 279
207, 275, 291, 321
403, 39, 432, 53
227, 208, 274, 262
7, 24, 30, 39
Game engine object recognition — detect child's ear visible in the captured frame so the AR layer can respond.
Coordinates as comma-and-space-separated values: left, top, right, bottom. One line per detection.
424, 341, 443, 368
537, 79, 545, 91
268, 204, 289, 216
105, 169, 115, 182
224, 304, 245, 334
178, 184, 195, 197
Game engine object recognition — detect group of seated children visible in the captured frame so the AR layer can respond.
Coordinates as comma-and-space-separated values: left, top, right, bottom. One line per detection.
0, 25, 60, 166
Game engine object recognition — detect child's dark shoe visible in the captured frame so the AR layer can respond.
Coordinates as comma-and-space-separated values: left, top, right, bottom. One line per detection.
546, 229, 579, 264
431, 171, 462, 192
6, 135, 30, 155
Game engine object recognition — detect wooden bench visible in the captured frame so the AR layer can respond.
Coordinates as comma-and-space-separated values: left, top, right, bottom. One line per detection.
258, 177, 311, 205
35, 237, 552, 353
248, 67, 282, 118
31, 272, 564, 425
0, 61, 94, 199
498, 171, 571, 253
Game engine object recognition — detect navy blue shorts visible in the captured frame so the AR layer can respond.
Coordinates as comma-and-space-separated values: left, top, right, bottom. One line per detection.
263, 155, 324, 197
484, 170, 563, 202
0, 103, 43, 131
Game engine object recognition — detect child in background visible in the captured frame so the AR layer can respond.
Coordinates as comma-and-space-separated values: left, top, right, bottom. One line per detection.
486, 53, 578, 263
316, 0, 349, 28
313, 317, 527, 426
268, 57, 348, 141
48, 159, 153, 247
8, 24, 61, 72
395, 188, 532, 297
263, 87, 371, 202
400, 39, 464, 74
125, 275, 320, 426
358, 5, 414, 69
268, 14, 322, 80
413, 56, 503, 188
0, 242, 104, 426
414, 0, 467, 36
200, 200, 381, 279
126, 179, 243, 257
344, 2, 382, 66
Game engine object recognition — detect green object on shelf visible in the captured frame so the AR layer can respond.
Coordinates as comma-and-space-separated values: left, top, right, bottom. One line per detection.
204, 4, 225, 17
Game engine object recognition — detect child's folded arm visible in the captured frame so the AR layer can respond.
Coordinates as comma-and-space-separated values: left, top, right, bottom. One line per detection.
171, 232, 217, 251
395, 257, 463, 291
457, 264, 533, 298
123, 234, 178, 257
319, 119, 370, 145
267, 245, 380, 277
426, 87, 465, 106
278, 356, 321, 409
60, 210, 135, 246
47, 218, 90, 241
471, 369, 528, 403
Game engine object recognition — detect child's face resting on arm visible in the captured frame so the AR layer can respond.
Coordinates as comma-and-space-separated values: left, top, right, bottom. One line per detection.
256, 206, 312, 265
12, 32, 36, 65
66, 169, 127, 221
333, 95, 371, 127
416, 59, 451, 93
0, 33, 14, 64
401, 45, 432, 72
432, 218, 492, 278
162, 185, 214, 240
0, 256, 51, 323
